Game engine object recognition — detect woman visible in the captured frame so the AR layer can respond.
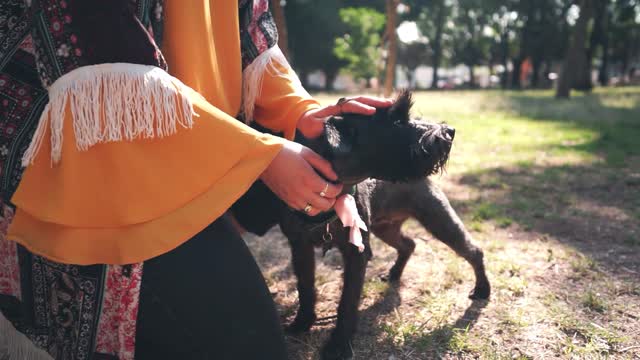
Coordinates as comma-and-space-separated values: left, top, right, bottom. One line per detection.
0, 0, 391, 359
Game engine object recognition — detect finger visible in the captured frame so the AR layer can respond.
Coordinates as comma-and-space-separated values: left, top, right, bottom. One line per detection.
306, 193, 335, 212
306, 207, 322, 217
294, 199, 323, 217
350, 96, 394, 108
303, 171, 342, 199
340, 101, 376, 115
301, 147, 338, 181
310, 104, 343, 118
310, 100, 377, 118
317, 181, 342, 199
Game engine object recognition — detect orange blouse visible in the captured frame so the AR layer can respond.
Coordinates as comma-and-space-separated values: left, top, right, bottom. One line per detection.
7, 0, 319, 265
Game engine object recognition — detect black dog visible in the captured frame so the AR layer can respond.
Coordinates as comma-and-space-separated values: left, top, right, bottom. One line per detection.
232, 91, 490, 360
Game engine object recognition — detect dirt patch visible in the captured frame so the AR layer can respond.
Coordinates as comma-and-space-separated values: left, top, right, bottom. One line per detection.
243, 168, 639, 359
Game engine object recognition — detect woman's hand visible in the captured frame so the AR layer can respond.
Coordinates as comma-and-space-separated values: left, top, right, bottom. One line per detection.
297, 95, 394, 139
260, 140, 343, 216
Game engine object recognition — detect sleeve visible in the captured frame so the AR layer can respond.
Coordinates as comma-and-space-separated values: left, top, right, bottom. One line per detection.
3, 0, 291, 264
252, 60, 321, 140
238, 0, 320, 140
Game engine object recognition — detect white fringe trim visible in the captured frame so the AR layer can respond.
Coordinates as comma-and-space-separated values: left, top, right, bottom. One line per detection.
241, 45, 309, 123
0, 312, 54, 360
22, 63, 198, 167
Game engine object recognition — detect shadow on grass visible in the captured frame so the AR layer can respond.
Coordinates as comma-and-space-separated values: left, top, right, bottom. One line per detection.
357, 285, 488, 358
410, 300, 488, 356
453, 161, 640, 273
354, 282, 487, 358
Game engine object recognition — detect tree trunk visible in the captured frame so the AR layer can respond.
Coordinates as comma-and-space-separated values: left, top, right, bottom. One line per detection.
383, 0, 400, 97
512, 57, 523, 89
575, 0, 600, 91
531, 58, 542, 88
406, 68, 415, 89
270, 0, 289, 59
431, 0, 446, 90
500, 31, 509, 89
587, 0, 607, 87
544, 59, 553, 88
598, 8, 610, 86
468, 64, 475, 88
556, 0, 594, 98
324, 68, 338, 91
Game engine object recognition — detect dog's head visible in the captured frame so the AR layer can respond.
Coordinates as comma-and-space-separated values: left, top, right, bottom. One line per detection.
322, 90, 454, 184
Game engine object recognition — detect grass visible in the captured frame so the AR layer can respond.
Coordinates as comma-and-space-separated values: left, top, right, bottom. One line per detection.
244, 87, 640, 360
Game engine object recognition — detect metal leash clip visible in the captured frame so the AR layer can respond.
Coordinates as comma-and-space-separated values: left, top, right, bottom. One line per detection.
322, 223, 333, 256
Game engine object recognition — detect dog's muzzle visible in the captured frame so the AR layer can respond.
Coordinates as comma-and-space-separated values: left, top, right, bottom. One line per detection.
442, 125, 455, 141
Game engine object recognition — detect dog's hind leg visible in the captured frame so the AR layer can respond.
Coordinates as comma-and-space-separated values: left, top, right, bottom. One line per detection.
286, 238, 317, 334
412, 181, 491, 299
371, 219, 415, 282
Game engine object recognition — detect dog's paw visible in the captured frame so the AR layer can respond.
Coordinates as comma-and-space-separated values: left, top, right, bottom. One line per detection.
469, 282, 491, 300
321, 339, 354, 360
387, 267, 404, 283
379, 267, 403, 283
285, 313, 316, 334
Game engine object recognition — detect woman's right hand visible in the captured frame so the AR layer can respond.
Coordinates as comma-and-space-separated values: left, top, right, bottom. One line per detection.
260, 140, 343, 217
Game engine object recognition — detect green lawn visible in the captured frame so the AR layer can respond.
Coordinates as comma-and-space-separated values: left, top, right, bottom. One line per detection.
246, 87, 640, 360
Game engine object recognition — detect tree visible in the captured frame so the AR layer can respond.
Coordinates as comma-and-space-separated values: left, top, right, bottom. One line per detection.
557, 0, 594, 99
485, 1, 518, 89
451, 0, 492, 88
589, 0, 610, 87
429, 0, 449, 89
597, 1, 613, 86
334, 7, 387, 85
284, 0, 347, 90
487, 0, 572, 90
609, 0, 640, 84
398, 41, 430, 88
405, 0, 454, 89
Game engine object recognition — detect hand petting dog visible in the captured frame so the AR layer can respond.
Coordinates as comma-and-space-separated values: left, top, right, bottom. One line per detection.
297, 95, 394, 139
260, 95, 392, 216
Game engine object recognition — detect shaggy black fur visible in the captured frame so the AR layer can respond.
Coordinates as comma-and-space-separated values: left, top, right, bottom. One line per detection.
231, 90, 490, 360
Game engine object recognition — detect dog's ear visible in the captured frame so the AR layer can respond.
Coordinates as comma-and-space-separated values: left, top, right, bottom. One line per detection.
387, 89, 413, 123
324, 116, 353, 155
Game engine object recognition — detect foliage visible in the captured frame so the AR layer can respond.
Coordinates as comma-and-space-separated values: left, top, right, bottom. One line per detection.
282, 0, 640, 90
284, 0, 347, 89
333, 7, 387, 82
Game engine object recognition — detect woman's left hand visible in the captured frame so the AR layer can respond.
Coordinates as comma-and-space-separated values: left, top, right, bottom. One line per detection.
297, 95, 394, 139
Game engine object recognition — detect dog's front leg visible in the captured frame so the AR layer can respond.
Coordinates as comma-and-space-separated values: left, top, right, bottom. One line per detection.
321, 238, 369, 360
286, 237, 317, 334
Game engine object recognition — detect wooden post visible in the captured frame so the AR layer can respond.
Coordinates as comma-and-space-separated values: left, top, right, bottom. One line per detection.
383, 0, 399, 97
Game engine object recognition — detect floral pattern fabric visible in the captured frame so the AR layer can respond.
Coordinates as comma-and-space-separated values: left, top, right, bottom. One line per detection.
0, 1, 280, 359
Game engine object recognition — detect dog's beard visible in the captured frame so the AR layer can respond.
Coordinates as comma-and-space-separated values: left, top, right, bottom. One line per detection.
420, 128, 452, 176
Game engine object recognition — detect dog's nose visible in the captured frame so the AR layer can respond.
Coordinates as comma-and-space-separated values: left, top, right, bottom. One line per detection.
444, 126, 455, 141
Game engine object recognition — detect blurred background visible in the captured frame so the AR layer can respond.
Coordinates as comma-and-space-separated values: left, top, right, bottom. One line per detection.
270, 0, 640, 97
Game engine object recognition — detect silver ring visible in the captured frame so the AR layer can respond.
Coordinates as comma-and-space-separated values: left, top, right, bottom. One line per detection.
303, 203, 313, 213
319, 182, 329, 197
336, 97, 353, 113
